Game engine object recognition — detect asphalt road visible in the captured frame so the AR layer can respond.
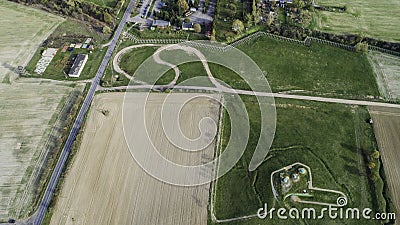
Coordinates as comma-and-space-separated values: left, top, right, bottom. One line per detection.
28, 0, 137, 224
99, 85, 400, 109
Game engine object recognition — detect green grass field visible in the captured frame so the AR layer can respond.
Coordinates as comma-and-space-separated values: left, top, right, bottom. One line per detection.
116, 37, 380, 99
85, 0, 119, 8
313, 0, 400, 42
212, 97, 389, 225
237, 36, 380, 99
119, 46, 159, 76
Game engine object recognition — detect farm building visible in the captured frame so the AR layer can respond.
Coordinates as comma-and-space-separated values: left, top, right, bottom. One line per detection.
182, 22, 194, 31
68, 54, 88, 78
152, 20, 170, 28
84, 38, 92, 44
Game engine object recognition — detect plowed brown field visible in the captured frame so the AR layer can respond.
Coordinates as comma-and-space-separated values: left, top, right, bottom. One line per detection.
369, 106, 400, 219
50, 92, 220, 225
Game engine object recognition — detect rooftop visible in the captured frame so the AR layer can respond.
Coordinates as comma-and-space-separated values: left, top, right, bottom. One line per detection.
68, 54, 88, 78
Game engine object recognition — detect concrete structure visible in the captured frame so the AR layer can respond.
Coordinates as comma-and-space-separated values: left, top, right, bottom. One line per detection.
84, 38, 92, 44
152, 20, 170, 28
34, 48, 58, 74
68, 54, 88, 78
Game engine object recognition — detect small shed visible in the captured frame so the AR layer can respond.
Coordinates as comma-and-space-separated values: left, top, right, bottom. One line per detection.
182, 22, 194, 31
152, 20, 171, 28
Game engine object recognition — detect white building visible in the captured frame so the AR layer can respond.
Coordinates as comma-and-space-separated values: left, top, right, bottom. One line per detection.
68, 54, 88, 78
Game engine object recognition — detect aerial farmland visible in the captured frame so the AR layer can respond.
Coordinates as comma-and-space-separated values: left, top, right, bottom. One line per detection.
1, 0, 400, 224
0, 1, 85, 222
49, 92, 220, 225
313, 0, 400, 42
369, 106, 400, 219
0, 0, 63, 83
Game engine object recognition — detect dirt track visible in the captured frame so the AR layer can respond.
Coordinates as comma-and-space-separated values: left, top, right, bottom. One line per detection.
50, 92, 220, 225
369, 106, 400, 219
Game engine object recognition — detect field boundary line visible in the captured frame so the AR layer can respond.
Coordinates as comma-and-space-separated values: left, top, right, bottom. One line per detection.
209, 95, 224, 223
367, 54, 392, 100
123, 31, 400, 57
14, 89, 79, 218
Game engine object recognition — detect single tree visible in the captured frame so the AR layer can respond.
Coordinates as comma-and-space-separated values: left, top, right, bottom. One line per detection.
103, 12, 113, 24
368, 162, 376, 169
194, 23, 201, 33
245, 13, 253, 27
177, 19, 183, 27
177, 0, 189, 15
369, 173, 378, 182
266, 13, 274, 26
232, 19, 244, 33
293, 0, 305, 8
102, 26, 111, 34
252, 0, 261, 24
370, 150, 380, 160
356, 42, 369, 53
210, 28, 216, 41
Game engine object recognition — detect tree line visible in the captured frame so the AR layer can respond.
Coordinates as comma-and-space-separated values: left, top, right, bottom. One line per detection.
8, 0, 124, 26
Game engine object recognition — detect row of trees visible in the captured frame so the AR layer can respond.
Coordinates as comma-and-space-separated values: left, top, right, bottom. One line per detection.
157, 0, 191, 17
9, 0, 122, 25
257, 16, 400, 52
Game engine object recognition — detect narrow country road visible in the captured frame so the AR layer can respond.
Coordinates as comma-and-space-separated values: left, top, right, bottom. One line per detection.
99, 84, 400, 109
112, 43, 400, 109
26, 0, 137, 224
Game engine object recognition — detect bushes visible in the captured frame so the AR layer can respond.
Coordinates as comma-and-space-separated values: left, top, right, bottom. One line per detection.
9, 0, 116, 25
103, 12, 112, 23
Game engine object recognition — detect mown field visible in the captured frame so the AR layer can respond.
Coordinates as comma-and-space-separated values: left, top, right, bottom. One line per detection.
0, 2, 87, 222
313, 0, 400, 42
0, 81, 83, 222
86, 0, 119, 7
116, 37, 380, 99
212, 97, 390, 225
368, 52, 400, 101
237, 37, 379, 98
119, 46, 159, 78
0, 0, 63, 83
